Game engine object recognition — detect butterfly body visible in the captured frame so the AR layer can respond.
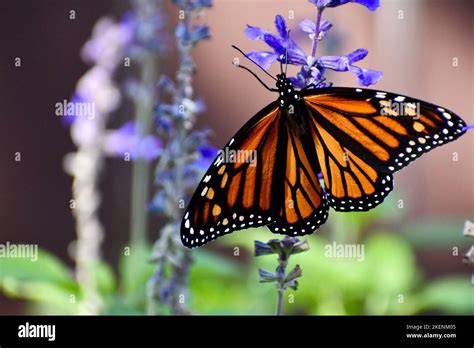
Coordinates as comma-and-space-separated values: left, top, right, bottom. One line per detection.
181, 74, 466, 248
277, 73, 302, 107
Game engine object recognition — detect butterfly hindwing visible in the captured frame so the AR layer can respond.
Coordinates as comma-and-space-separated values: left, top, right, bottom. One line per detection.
267, 119, 329, 236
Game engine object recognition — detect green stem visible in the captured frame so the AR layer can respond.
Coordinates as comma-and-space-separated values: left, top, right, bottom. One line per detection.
129, 55, 158, 246
276, 259, 287, 316
276, 287, 284, 316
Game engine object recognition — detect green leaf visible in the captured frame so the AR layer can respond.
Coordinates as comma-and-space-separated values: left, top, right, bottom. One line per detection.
190, 250, 253, 314
421, 276, 474, 314
89, 261, 116, 296
191, 249, 243, 280
329, 194, 402, 240
216, 227, 274, 251
1, 279, 79, 314
362, 232, 419, 294
0, 248, 76, 290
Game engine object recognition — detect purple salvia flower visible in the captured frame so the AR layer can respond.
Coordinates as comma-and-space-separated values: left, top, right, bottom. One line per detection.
245, 15, 307, 68
288, 65, 324, 89
317, 48, 383, 86
309, 0, 380, 11
246, 51, 278, 70
244, 25, 268, 40
299, 19, 333, 39
149, 0, 213, 314
243, 0, 382, 88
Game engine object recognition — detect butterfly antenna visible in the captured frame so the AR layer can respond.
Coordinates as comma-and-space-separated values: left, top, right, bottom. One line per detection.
231, 45, 277, 81
233, 62, 278, 92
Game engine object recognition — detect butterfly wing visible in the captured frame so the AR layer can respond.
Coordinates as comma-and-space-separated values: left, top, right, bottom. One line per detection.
182, 86, 467, 246
266, 114, 329, 236
181, 102, 283, 248
303, 87, 467, 211
181, 100, 331, 246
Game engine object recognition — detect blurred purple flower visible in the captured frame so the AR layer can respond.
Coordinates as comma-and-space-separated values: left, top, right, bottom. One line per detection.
183, 144, 218, 174
198, 145, 217, 159
104, 121, 162, 161
176, 23, 210, 46
173, 0, 213, 47
173, 0, 212, 11
158, 76, 177, 95
309, 0, 380, 11
149, 190, 167, 213
120, 9, 167, 56
61, 94, 88, 126
156, 115, 173, 132
82, 17, 133, 69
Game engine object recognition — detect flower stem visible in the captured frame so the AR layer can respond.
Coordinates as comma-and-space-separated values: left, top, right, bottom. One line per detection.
256, 237, 308, 316
275, 257, 288, 315
129, 54, 158, 247
310, 7, 324, 58
276, 287, 285, 316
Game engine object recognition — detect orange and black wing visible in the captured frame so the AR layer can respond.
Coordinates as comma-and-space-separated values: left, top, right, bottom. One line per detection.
181, 102, 330, 247
181, 102, 283, 248
303, 87, 467, 211
266, 119, 329, 236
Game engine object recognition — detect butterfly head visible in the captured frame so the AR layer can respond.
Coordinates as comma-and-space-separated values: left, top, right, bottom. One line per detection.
276, 73, 300, 108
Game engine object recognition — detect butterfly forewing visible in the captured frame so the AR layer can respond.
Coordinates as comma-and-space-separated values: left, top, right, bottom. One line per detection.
303, 87, 466, 212
304, 88, 466, 172
181, 103, 282, 248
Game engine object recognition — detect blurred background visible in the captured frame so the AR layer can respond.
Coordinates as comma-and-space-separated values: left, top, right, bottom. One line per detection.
0, 0, 472, 315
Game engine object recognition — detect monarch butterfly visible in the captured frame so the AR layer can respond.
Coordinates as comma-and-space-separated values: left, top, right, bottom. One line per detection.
180, 46, 467, 248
